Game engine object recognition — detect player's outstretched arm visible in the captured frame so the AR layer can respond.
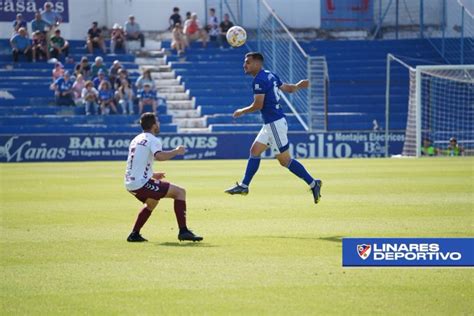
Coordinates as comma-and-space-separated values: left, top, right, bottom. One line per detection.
280, 79, 309, 93
154, 146, 186, 161
233, 94, 264, 118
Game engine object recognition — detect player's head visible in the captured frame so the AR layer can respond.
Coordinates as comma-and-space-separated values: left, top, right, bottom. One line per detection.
140, 112, 160, 134
244, 52, 264, 76
450, 137, 457, 145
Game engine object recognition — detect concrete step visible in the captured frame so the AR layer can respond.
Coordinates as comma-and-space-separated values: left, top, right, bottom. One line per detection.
157, 86, 184, 93
166, 100, 195, 110
156, 79, 180, 86
136, 57, 166, 67
168, 109, 200, 118
174, 117, 207, 128
160, 92, 189, 100
152, 71, 175, 80
179, 127, 211, 133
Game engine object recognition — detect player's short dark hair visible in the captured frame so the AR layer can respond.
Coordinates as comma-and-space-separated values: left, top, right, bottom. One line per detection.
246, 52, 264, 63
140, 112, 157, 130
173, 7, 179, 12
210, 8, 216, 12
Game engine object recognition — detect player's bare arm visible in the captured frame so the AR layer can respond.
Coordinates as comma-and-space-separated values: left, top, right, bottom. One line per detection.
279, 79, 310, 93
233, 94, 264, 118
154, 145, 186, 161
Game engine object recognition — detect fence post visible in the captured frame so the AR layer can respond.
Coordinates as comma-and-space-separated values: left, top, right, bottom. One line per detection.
289, 41, 294, 104
307, 56, 312, 132
272, 17, 276, 72
257, 0, 261, 52
419, 0, 424, 38
442, 0, 446, 57
395, 0, 399, 39
461, 6, 465, 64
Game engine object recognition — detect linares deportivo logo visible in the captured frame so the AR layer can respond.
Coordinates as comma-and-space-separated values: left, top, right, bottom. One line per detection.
357, 244, 371, 260
355, 242, 462, 261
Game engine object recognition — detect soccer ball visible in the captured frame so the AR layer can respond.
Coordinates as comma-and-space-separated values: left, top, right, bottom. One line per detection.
226, 26, 247, 47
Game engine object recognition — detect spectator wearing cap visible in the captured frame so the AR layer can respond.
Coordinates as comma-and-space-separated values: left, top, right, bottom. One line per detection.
49, 29, 69, 59
98, 81, 118, 114
169, 7, 182, 30
10, 27, 32, 62
124, 15, 145, 48
446, 137, 465, 156
110, 23, 126, 54
81, 80, 100, 115
13, 13, 27, 34
109, 60, 123, 85
52, 61, 64, 82
137, 82, 157, 114
93, 69, 109, 90
135, 69, 156, 91
32, 30, 49, 62
183, 13, 207, 48
87, 21, 106, 54
31, 11, 49, 34
91, 56, 108, 78
51, 70, 75, 106
75, 56, 91, 79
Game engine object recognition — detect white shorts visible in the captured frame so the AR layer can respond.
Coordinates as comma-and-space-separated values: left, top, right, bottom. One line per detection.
255, 117, 289, 153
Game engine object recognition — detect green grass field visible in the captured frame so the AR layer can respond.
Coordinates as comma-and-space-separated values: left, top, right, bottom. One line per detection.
1, 158, 473, 315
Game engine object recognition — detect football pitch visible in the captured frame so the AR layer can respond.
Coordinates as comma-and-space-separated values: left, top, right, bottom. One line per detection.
1, 158, 473, 315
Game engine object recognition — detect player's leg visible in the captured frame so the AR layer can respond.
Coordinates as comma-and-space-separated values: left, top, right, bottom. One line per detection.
272, 118, 323, 204
164, 183, 203, 241
225, 128, 268, 195
128, 198, 159, 242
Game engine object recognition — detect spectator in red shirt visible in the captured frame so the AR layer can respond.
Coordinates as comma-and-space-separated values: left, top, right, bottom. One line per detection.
183, 13, 207, 48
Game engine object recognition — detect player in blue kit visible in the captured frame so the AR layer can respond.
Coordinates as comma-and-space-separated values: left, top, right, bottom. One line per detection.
225, 52, 322, 204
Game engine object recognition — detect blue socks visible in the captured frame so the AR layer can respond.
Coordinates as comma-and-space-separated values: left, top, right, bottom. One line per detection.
287, 159, 315, 187
241, 156, 261, 187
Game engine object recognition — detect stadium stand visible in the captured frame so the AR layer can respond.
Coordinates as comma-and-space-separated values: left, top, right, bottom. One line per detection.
164, 38, 446, 132
0, 39, 177, 134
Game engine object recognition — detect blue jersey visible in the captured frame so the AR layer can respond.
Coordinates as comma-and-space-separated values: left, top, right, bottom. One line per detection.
138, 90, 157, 100
99, 89, 114, 101
54, 77, 73, 92
253, 69, 285, 124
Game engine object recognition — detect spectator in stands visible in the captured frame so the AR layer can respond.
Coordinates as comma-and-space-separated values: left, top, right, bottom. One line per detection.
184, 12, 192, 24
117, 79, 135, 115
445, 137, 464, 156
219, 13, 234, 47
125, 15, 145, 49
135, 69, 156, 91
114, 68, 131, 90
49, 29, 69, 59
184, 13, 207, 48
32, 30, 49, 62
51, 70, 75, 106
52, 61, 64, 81
171, 23, 186, 56
138, 82, 157, 114
109, 60, 123, 86
93, 69, 109, 89
72, 74, 86, 103
82, 80, 99, 115
91, 56, 108, 78
13, 13, 27, 34
206, 8, 219, 43
41, 1, 62, 44
421, 138, 438, 156
87, 21, 106, 54
75, 56, 91, 79
111, 24, 126, 54
98, 81, 118, 114
10, 27, 32, 62
31, 11, 49, 34
169, 7, 182, 30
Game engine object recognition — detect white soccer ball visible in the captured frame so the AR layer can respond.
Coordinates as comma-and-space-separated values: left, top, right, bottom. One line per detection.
226, 26, 247, 47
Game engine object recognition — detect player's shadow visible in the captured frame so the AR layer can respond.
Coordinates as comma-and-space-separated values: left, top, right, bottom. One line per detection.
318, 236, 343, 243
156, 242, 217, 247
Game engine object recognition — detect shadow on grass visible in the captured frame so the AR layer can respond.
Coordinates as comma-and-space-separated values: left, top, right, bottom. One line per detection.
257, 236, 343, 243
156, 242, 217, 247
